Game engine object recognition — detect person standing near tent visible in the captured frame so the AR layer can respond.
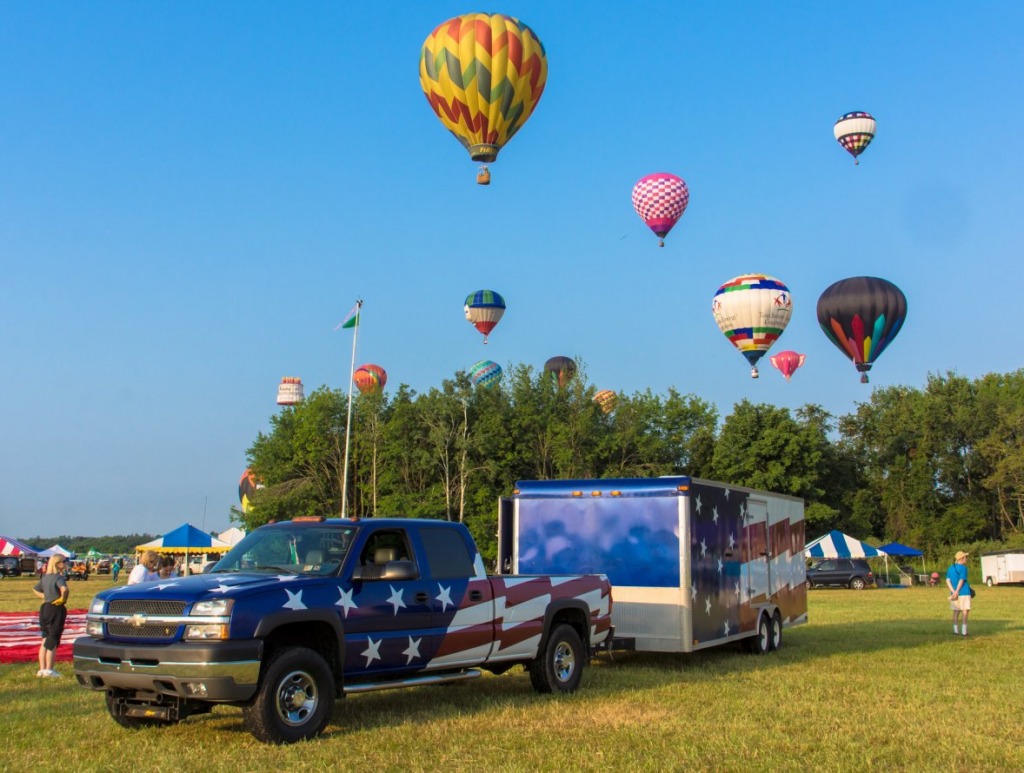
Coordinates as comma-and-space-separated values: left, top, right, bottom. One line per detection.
127, 551, 160, 585
946, 550, 972, 637
111, 559, 121, 583
32, 555, 69, 677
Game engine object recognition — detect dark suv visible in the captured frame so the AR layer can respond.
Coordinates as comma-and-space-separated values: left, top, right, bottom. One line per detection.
0, 557, 22, 578
806, 558, 874, 590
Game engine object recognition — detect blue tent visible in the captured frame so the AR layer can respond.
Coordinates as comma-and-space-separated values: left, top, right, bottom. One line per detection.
878, 541, 923, 557
804, 530, 888, 558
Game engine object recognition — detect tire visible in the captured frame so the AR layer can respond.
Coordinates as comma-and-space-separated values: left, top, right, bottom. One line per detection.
746, 613, 771, 655
769, 612, 783, 651
243, 647, 335, 744
528, 623, 585, 694
849, 576, 866, 590
105, 694, 174, 730
986, 577, 993, 587
805, 579, 813, 590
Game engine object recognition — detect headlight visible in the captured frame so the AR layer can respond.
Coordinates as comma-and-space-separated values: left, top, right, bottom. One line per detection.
185, 624, 230, 640
191, 599, 234, 616
89, 598, 105, 614
86, 621, 104, 637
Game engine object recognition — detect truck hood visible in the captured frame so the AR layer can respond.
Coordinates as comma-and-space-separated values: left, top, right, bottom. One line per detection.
95, 572, 312, 603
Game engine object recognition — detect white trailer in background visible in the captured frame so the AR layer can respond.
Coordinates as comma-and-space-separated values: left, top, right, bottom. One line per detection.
498, 476, 807, 655
980, 550, 1024, 586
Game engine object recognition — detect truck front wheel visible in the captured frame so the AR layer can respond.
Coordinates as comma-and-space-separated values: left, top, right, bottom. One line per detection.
529, 623, 584, 694
243, 646, 335, 744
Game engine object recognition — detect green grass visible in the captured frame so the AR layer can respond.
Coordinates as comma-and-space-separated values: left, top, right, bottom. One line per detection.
1, 577, 1021, 771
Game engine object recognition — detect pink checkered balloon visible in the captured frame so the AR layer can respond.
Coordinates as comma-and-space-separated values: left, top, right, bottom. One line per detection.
632, 173, 689, 247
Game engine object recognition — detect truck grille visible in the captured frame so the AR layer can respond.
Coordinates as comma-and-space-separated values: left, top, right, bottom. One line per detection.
106, 599, 187, 640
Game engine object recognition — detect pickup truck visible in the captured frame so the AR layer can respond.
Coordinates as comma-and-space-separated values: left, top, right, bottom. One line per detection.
73, 517, 613, 744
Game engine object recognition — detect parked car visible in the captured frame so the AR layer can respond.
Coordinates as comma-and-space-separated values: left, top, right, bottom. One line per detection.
0, 557, 21, 578
95, 558, 111, 574
806, 558, 874, 590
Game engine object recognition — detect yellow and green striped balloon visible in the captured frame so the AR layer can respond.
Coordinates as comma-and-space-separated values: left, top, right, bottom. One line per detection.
420, 13, 547, 173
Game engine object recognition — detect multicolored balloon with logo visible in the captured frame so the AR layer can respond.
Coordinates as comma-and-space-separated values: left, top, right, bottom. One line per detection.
420, 13, 547, 184
464, 289, 506, 343
469, 359, 502, 389
593, 389, 617, 414
354, 364, 387, 394
712, 274, 793, 378
817, 276, 907, 383
769, 351, 806, 381
544, 356, 577, 388
834, 111, 876, 164
632, 173, 689, 247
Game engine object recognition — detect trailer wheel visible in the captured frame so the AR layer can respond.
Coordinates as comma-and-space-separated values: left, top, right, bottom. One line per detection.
746, 613, 771, 655
242, 646, 335, 744
986, 577, 993, 587
528, 623, 584, 694
805, 579, 814, 590
769, 612, 783, 651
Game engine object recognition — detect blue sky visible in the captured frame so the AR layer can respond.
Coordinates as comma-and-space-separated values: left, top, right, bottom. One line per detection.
2, 3, 1022, 538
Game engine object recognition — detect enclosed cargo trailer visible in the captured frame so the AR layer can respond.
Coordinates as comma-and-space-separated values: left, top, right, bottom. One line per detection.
499, 477, 807, 654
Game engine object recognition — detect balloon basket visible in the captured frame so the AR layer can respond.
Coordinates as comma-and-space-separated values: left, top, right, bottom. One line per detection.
750, 367, 759, 379
476, 166, 491, 185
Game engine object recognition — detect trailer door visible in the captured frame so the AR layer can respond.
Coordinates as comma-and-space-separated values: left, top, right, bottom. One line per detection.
744, 499, 771, 609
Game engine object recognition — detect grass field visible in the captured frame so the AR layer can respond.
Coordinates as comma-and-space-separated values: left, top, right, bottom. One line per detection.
1, 575, 1021, 771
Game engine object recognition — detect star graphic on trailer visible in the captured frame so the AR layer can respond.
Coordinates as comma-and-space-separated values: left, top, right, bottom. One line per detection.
694, 494, 702, 513
724, 487, 731, 500
723, 620, 731, 637
403, 636, 422, 664
717, 557, 723, 574
691, 585, 698, 602
362, 637, 382, 666
700, 538, 707, 558
387, 585, 406, 615
712, 506, 719, 524
336, 587, 357, 618
728, 532, 736, 551
283, 589, 306, 610
436, 584, 453, 612
705, 596, 712, 615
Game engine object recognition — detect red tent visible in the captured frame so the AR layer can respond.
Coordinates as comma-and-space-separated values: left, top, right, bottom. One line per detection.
0, 536, 38, 556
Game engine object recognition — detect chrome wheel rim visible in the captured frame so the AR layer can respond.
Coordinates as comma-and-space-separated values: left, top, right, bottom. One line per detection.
275, 669, 317, 726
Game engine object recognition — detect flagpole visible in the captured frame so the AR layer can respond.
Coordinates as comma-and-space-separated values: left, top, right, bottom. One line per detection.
341, 299, 362, 518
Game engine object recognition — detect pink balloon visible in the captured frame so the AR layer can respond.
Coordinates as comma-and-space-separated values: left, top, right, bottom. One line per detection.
769, 351, 806, 381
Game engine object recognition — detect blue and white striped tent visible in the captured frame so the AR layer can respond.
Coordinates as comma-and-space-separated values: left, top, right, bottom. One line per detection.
804, 530, 888, 558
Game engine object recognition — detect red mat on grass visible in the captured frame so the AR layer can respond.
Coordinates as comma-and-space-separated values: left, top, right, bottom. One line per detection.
0, 610, 87, 663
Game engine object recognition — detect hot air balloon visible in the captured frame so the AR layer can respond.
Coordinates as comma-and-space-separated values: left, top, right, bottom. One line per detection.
420, 13, 547, 185
238, 468, 261, 514
276, 377, 304, 406
469, 359, 503, 389
769, 351, 806, 381
817, 276, 907, 383
544, 356, 577, 388
712, 274, 793, 378
834, 111, 876, 164
632, 173, 689, 247
593, 389, 617, 414
354, 364, 387, 395
464, 290, 506, 343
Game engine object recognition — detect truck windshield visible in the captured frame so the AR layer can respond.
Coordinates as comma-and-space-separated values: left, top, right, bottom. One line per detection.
211, 525, 357, 577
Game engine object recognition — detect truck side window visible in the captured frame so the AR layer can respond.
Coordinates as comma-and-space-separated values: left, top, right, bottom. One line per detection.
420, 527, 475, 579
359, 530, 413, 566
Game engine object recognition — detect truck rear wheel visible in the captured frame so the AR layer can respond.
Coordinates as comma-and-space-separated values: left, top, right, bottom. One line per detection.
243, 646, 335, 744
529, 623, 584, 694
769, 612, 783, 651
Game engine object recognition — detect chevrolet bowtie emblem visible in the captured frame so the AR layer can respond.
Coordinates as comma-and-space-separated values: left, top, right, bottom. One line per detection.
128, 613, 148, 628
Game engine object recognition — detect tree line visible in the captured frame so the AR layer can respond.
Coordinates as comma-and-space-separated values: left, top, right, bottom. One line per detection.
237, 364, 1024, 566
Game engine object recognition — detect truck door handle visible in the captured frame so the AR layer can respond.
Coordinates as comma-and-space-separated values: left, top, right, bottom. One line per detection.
415, 592, 429, 603
469, 590, 483, 601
